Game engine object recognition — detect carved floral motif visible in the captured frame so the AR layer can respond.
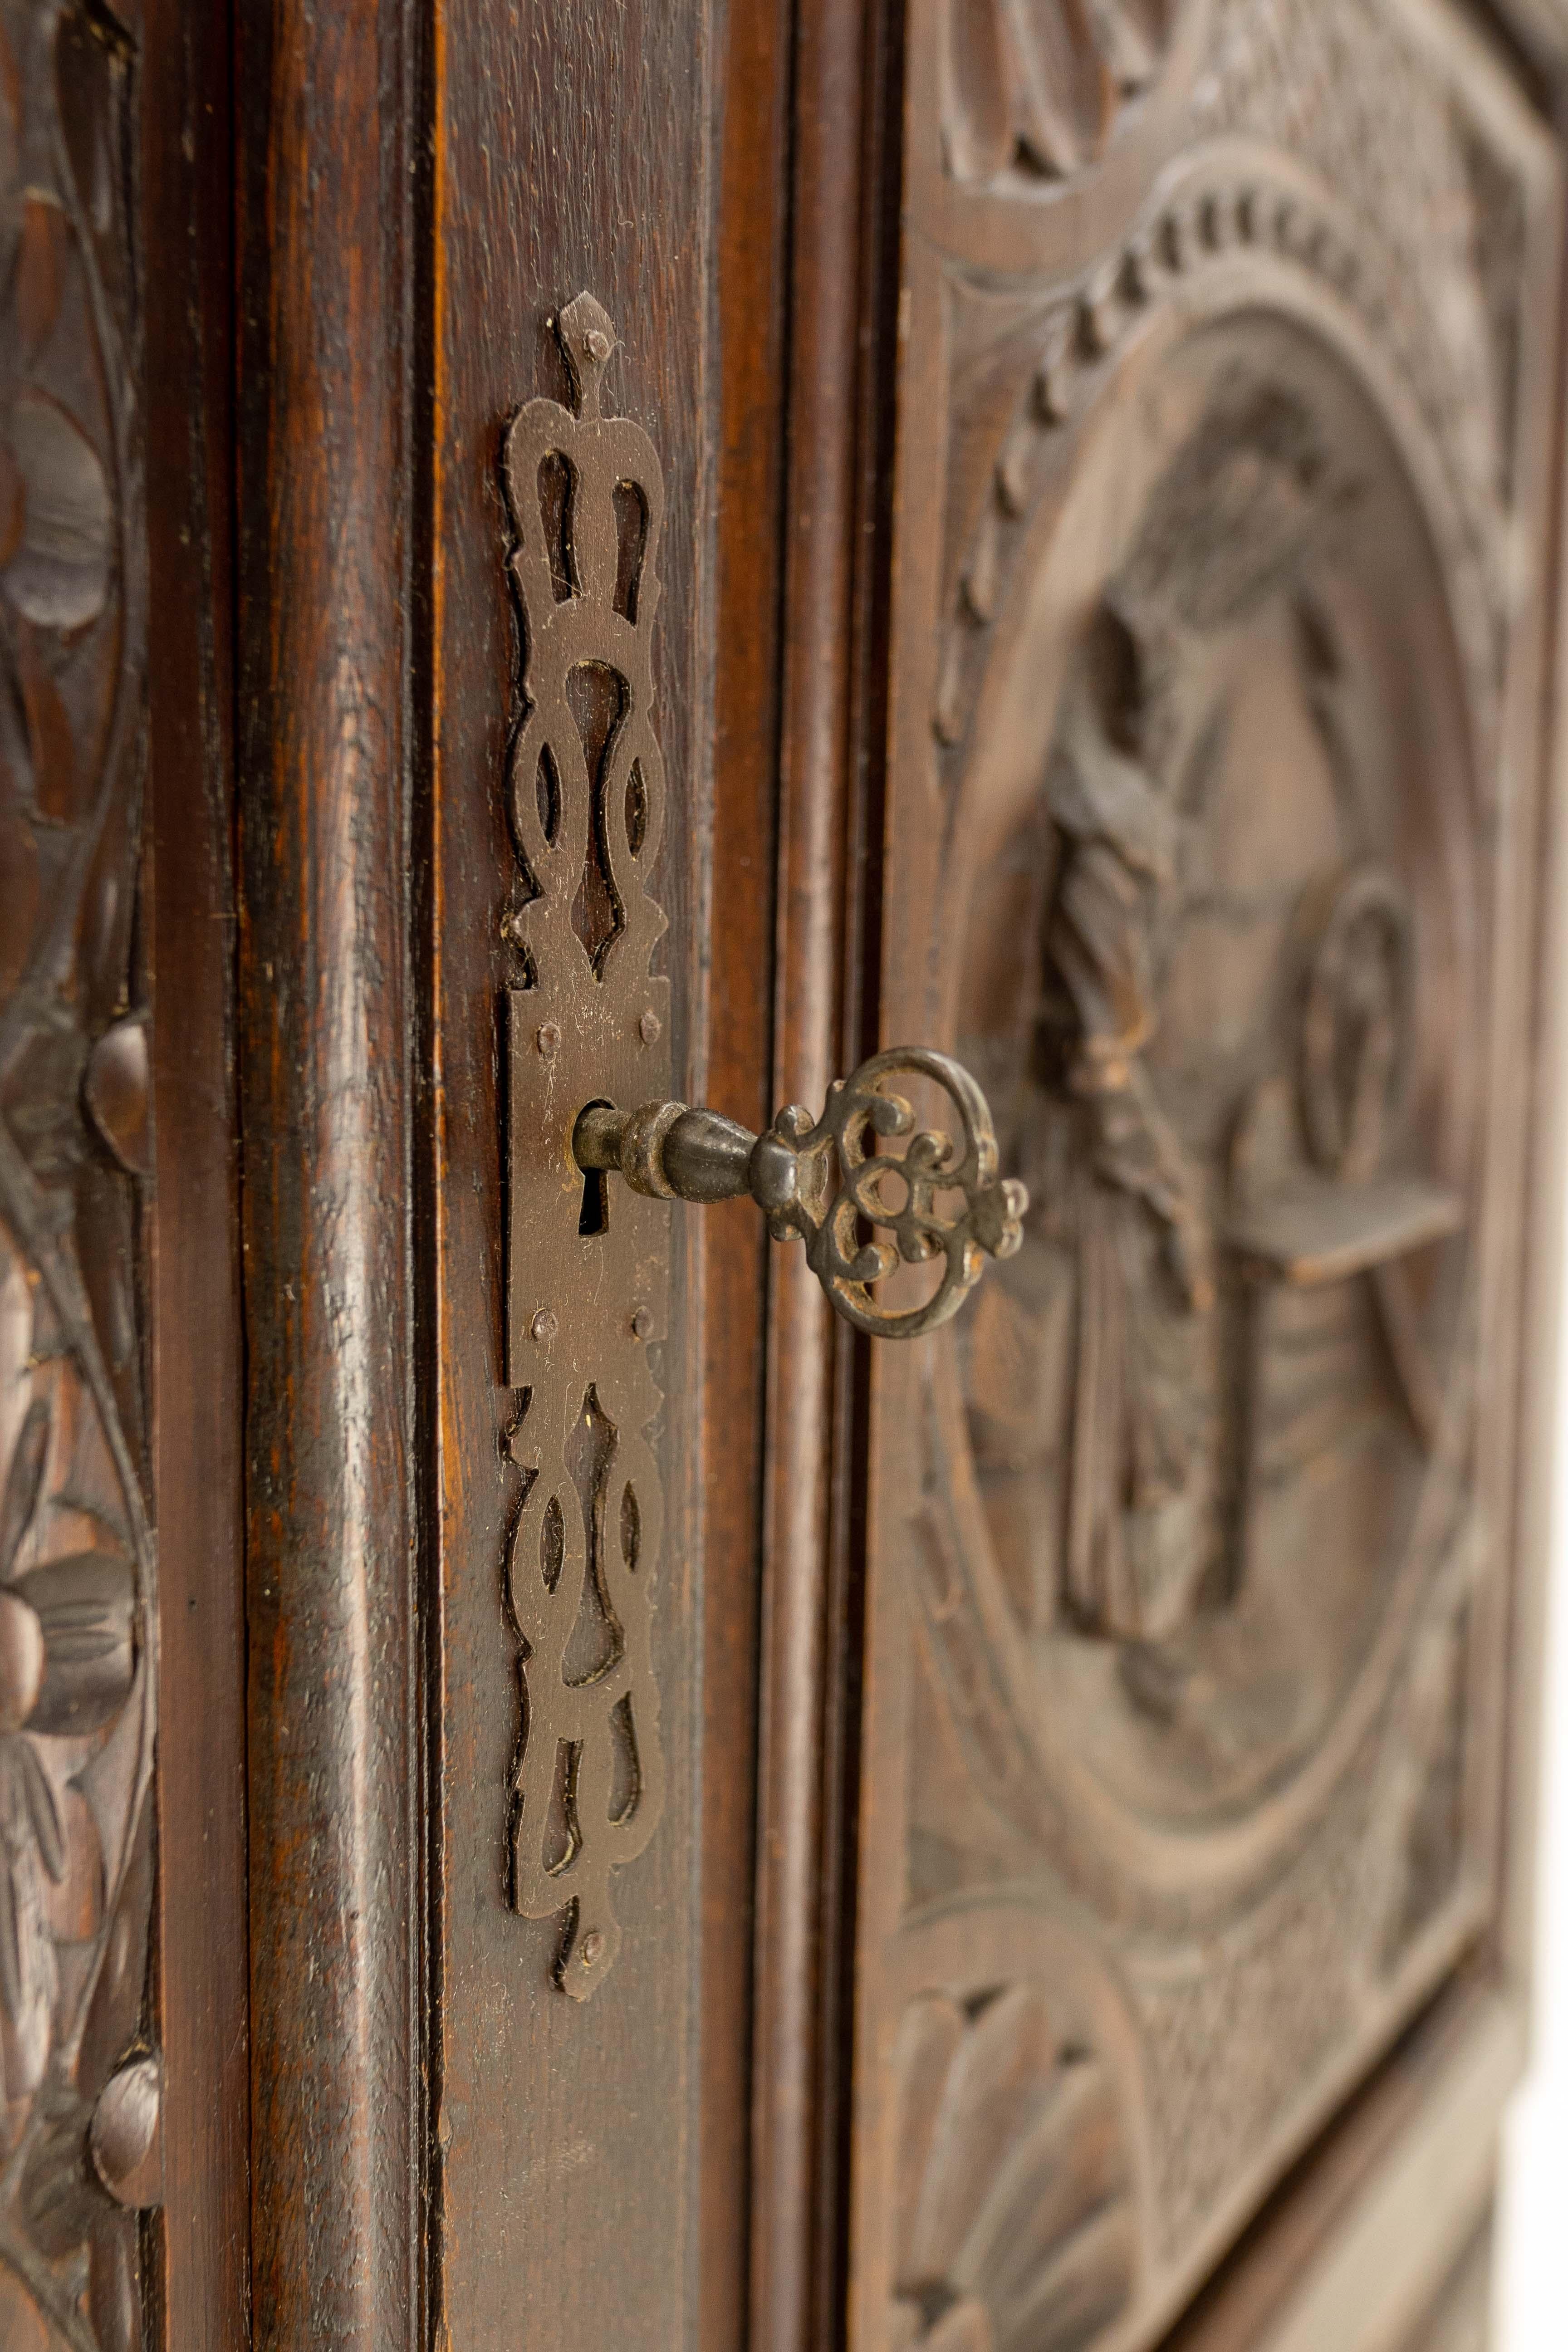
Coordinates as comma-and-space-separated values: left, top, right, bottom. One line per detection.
0, 3, 158, 2346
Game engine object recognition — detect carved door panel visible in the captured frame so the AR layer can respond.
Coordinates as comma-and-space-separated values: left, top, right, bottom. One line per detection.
850, 5, 1566, 2350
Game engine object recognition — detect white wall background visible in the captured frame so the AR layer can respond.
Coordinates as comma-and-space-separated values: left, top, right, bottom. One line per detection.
1496, 1152, 1568, 2347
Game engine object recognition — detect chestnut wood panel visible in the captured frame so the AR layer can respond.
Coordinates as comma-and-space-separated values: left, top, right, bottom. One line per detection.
428, 4, 736, 2342
75, 9, 1568, 2351
846, 6, 1568, 2352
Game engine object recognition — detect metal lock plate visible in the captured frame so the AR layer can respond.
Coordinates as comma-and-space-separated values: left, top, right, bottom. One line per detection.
500, 294, 670, 2000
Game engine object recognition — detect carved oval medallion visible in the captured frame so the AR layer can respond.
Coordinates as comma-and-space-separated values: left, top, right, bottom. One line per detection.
925, 210, 1486, 1921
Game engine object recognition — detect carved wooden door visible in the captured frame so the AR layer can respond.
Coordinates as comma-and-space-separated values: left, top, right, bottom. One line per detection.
6, 3, 1566, 2349
423, 0, 1568, 2342
847, 6, 1567, 2351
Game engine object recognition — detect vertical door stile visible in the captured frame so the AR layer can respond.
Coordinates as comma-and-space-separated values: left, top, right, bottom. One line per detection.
144, 0, 251, 2339
234, 4, 427, 2344
706, 0, 794, 2338
429, 5, 724, 2344
750, 0, 907, 2346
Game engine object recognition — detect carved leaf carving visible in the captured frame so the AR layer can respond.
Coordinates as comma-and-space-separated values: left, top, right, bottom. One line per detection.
942, 0, 1181, 186
892, 1985, 1136, 2352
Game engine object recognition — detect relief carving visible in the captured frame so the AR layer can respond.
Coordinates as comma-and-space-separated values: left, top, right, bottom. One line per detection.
1195, 0, 1530, 537
932, 146, 1505, 769
953, 307, 1479, 1843
1016, 373, 1462, 1644
891, 1984, 1136, 2352
0, 5, 159, 2345
942, 0, 1185, 188
501, 294, 670, 2002
858, 0, 1552, 2335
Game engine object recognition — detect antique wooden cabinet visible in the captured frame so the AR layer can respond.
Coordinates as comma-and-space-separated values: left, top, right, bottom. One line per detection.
3, 0, 1568, 2346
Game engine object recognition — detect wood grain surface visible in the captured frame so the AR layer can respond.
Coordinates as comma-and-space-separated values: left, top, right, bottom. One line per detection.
750, 3, 905, 2347
143, 0, 250, 2339
234, 3, 425, 2343
429, 2, 721, 2342
848, 5, 1567, 2351
704, 1, 794, 2338
93, 6, 1568, 2350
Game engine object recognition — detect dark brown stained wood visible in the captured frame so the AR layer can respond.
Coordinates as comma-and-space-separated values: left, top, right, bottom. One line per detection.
143, 0, 250, 2339
234, 3, 424, 2345
429, 3, 720, 2342
703, 0, 794, 2337
84, 5, 1568, 2348
751, 4, 902, 2345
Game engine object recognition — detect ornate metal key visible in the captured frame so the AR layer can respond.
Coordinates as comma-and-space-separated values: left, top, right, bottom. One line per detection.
573, 1046, 1028, 1340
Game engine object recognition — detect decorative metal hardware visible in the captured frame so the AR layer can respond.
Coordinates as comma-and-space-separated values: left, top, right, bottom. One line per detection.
501, 292, 670, 2003
573, 1047, 1029, 1339
499, 298, 1025, 2001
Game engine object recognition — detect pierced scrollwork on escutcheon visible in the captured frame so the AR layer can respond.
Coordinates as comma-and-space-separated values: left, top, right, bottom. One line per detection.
499, 293, 671, 2001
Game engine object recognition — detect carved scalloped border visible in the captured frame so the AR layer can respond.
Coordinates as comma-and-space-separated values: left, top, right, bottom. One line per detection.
930, 145, 1508, 771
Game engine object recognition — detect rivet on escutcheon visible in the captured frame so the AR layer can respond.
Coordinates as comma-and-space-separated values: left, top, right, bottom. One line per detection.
530, 1309, 558, 1343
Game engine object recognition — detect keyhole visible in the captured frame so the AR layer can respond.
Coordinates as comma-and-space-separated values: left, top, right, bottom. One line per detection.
612, 480, 647, 621
578, 1100, 612, 1236
579, 1169, 609, 1237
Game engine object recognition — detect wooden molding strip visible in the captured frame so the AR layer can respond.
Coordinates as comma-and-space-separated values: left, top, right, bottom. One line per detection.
235, 4, 426, 2343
